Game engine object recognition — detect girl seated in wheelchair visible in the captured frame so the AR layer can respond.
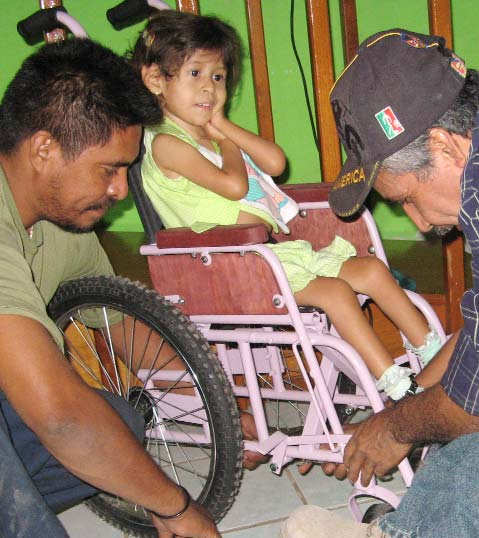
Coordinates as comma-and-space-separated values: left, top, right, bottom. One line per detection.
130, 11, 442, 405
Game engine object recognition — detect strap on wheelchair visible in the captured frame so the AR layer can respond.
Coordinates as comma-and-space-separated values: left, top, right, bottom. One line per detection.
128, 140, 164, 244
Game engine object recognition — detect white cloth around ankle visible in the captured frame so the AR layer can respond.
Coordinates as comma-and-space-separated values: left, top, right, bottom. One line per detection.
404, 324, 442, 366
375, 364, 414, 401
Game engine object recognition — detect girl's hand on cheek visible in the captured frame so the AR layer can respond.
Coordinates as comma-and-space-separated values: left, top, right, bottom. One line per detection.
205, 121, 226, 142
210, 107, 226, 129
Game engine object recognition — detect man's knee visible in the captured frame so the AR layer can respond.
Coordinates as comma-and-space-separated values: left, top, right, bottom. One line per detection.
97, 390, 145, 442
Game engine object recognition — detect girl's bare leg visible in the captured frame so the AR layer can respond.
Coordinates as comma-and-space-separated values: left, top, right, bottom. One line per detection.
338, 257, 429, 348
294, 276, 392, 379
294, 269, 423, 474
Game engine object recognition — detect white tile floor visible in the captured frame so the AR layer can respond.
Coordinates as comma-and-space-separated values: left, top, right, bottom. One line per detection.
58, 462, 406, 538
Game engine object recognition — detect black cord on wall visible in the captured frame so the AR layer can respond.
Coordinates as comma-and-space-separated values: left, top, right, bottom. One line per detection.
289, 0, 320, 152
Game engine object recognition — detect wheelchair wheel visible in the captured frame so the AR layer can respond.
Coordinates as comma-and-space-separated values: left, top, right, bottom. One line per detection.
48, 275, 243, 537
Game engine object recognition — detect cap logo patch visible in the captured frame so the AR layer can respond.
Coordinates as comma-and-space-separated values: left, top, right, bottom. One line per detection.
375, 106, 405, 140
450, 53, 466, 78
333, 167, 366, 190
401, 34, 426, 48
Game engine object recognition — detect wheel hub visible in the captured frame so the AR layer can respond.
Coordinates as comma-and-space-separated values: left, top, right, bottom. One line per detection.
127, 386, 159, 428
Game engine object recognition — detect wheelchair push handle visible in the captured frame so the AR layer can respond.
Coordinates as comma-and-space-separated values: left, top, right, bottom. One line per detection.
18, 2, 88, 45
18, 7, 66, 44
107, 0, 170, 30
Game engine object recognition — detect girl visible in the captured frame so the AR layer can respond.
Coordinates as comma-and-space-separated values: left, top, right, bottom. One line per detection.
130, 11, 442, 404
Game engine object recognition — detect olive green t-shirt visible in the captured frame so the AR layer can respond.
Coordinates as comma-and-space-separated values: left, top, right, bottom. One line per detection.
142, 117, 278, 232
0, 166, 115, 349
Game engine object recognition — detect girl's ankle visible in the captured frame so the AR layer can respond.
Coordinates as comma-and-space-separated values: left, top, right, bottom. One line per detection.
404, 325, 442, 367
376, 364, 424, 401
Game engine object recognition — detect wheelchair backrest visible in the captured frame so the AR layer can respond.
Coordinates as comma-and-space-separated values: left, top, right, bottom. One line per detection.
128, 143, 163, 244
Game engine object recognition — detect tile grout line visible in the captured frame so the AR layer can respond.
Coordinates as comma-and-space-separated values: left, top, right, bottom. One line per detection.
221, 515, 289, 534
284, 467, 308, 505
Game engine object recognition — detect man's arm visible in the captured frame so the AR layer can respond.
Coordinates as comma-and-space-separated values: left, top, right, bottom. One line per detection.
320, 331, 460, 481
416, 332, 459, 388
344, 383, 479, 486
0, 314, 219, 538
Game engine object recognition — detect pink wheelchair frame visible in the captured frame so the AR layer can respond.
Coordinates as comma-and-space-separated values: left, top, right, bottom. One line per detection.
138, 181, 447, 520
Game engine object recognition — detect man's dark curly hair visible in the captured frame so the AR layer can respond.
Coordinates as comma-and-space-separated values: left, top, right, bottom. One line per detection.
0, 38, 163, 159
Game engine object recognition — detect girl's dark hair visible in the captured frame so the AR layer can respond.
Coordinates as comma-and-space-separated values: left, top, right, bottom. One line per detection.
0, 38, 162, 159
129, 10, 242, 96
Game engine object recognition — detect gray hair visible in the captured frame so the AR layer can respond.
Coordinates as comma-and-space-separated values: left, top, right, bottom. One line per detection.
382, 69, 479, 180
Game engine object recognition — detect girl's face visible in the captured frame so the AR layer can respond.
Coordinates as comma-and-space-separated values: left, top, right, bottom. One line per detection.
158, 49, 227, 136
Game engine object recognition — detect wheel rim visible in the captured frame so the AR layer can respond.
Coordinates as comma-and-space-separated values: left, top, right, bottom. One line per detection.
55, 303, 218, 525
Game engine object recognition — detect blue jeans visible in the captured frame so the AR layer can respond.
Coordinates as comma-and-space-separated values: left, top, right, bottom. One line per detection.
379, 432, 479, 537
0, 390, 144, 538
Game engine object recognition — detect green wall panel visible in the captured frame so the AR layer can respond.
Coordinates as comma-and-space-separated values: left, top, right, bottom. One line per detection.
1, 1, 478, 237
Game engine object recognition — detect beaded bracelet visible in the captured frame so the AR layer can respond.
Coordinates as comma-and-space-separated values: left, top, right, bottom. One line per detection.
149, 486, 191, 520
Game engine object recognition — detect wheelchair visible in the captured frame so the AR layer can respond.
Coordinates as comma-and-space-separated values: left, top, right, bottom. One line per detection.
49, 154, 446, 537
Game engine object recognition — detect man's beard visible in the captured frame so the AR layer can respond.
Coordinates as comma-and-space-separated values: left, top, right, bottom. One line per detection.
51, 219, 96, 234
43, 199, 116, 234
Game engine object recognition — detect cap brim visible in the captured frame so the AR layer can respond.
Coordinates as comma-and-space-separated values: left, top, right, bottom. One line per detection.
328, 159, 381, 217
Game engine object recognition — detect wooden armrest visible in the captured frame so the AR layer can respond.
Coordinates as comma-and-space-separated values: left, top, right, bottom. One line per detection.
282, 182, 332, 203
155, 223, 270, 248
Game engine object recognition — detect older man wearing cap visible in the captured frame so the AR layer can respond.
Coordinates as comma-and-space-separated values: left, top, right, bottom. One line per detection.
282, 29, 479, 538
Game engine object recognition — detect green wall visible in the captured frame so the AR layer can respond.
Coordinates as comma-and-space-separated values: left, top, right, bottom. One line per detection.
1, 1, 478, 238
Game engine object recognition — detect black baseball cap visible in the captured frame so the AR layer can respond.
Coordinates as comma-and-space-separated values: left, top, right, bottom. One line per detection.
329, 29, 467, 217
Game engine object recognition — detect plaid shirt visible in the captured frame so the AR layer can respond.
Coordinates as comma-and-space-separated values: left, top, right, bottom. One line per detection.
442, 119, 479, 415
